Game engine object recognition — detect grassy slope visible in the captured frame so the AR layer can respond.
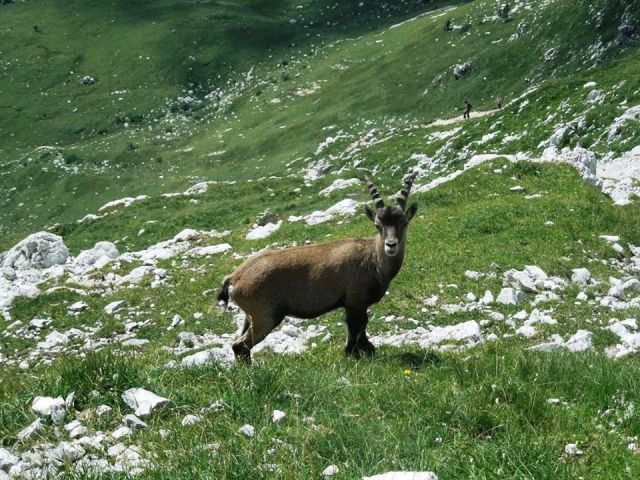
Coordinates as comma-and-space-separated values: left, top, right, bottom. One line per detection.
2, 0, 640, 478
3, 159, 640, 478
1, 0, 637, 250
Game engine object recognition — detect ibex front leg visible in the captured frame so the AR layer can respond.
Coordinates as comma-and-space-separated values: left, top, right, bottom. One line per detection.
345, 308, 375, 358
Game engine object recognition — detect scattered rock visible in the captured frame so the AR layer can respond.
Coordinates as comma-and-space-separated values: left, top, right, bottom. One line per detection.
246, 221, 283, 240
0, 448, 19, 472
104, 300, 128, 315
96, 405, 112, 417
32, 396, 65, 417
121, 388, 169, 417
17, 419, 44, 441
363, 473, 438, 480
65, 420, 88, 439
181, 415, 202, 426
496, 288, 524, 305
181, 348, 234, 368
239, 424, 255, 437
564, 443, 583, 456
82, 75, 95, 85
272, 410, 286, 423
123, 414, 148, 429
571, 268, 591, 287
322, 464, 340, 476
111, 426, 132, 440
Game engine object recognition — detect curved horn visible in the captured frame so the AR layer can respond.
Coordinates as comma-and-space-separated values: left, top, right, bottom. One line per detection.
365, 176, 385, 210
396, 171, 418, 211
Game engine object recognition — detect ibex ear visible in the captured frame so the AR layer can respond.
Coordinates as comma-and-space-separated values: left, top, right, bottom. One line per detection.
364, 204, 376, 223
406, 202, 418, 222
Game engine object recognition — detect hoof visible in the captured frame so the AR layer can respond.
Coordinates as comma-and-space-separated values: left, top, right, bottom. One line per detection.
357, 339, 376, 356
344, 342, 361, 358
232, 342, 251, 364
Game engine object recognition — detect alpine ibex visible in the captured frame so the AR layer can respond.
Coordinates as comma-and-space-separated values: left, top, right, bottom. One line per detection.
217, 173, 419, 362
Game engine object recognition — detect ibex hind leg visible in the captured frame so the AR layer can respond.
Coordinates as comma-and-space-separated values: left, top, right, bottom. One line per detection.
232, 313, 284, 364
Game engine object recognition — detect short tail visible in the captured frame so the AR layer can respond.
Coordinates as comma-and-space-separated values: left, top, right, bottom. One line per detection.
216, 277, 231, 310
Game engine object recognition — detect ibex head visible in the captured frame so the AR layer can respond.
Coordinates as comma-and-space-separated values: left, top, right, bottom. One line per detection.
364, 172, 419, 257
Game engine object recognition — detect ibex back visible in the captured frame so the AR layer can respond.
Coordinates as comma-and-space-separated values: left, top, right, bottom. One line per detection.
217, 173, 419, 363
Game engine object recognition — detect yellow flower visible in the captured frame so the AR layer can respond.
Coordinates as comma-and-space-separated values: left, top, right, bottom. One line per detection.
403, 369, 413, 376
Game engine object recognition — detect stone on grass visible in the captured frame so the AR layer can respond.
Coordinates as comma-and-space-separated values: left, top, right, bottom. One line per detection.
28, 317, 51, 330
96, 405, 112, 417
246, 221, 282, 240
571, 268, 591, 286
0, 448, 19, 472
272, 410, 286, 423
496, 288, 524, 305
17, 419, 43, 441
104, 300, 128, 314
181, 415, 202, 426
124, 414, 148, 429
111, 426, 132, 440
68, 301, 88, 313
564, 330, 593, 352
65, 420, 88, 438
238, 424, 255, 437
49, 442, 85, 463
181, 348, 233, 368
121, 388, 169, 417
322, 464, 339, 476
2, 232, 68, 270
170, 314, 183, 328
564, 443, 583, 456
363, 473, 438, 480
32, 396, 65, 417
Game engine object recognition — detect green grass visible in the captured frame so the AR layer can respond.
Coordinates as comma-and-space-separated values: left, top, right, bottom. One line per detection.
3, 160, 640, 477
3, 0, 640, 477
1, 0, 638, 249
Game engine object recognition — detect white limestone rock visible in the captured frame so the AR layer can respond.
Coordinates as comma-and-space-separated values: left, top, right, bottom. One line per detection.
185, 243, 232, 256
68, 301, 88, 313
363, 473, 438, 480
272, 410, 286, 423
246, 221, 282, 240
0, 448, 19, 472
496, 288, 524, 305
322, 464, 340, 476
32, 396, 65, 417
319, 178, 361, 196
2, 232, 68, 271
181, 348, 234, 368
17, 419, 44, 441
571, 268, 591, 287
111, 426, 132, 440
124, 414, 148, 429
96, 405, 112, 417
104, 300, 128, 314
121, 388, 169, 417
72, 242, 119, 273
239, 424, 255, 437
181, 415, 202, 426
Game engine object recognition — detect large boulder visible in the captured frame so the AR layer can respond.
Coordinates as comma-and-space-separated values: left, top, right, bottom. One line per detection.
73, 241, 119, 272
2, 232, 68, 271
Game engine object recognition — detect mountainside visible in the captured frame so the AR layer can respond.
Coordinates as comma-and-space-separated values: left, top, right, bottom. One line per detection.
2, 0, 640, 478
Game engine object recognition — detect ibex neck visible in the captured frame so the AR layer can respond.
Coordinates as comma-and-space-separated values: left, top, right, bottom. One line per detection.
374, 236, 405, 282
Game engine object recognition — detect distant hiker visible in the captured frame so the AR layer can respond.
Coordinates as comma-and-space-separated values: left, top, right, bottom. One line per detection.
33, 25, 40, 33
444, 19, 452, 32
496, 96, 502, 109
463, 100, 472, 119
